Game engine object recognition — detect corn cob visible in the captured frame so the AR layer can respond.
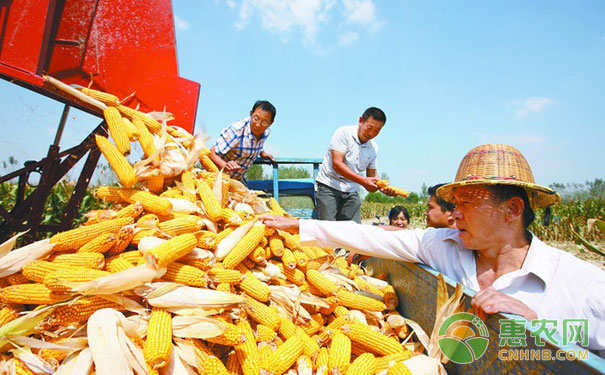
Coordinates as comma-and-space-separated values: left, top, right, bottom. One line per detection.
158, 215, 202, 236
162, 262, 208, 287
383, 284, 399, 310
316, 346, 329, 371
336, 289, 386, 312
333, 306, 350, 318
179, 170, 197, 201
374, 352, 413, 373
243, 296, 280, 330
117, 104, 162, 133
386, 362, 413, 375
222, 224, 265, 269
206, 322, 245, 346
208, 267, 243, 284
250, 245, 266, 265
280, 248, 297, 270
81, 87, 120, 105
239, 272, 270, 302
51, 252, 105, 269
225, 350, 241, 375
106, 257, 135, 273
96, 186, 125, 202
121, 117, 140, 141
183, 256, 214, 271
192, 339, 230, 375
258, 343, 274, 359
200, 154, 219, 173
23, 260, 81, 283
95, 134, 135, 186
341, 323, 405, 356
137, 213, 160, 227
268, 198, 288, 217
256, 324, 278, 342
0, 304, 23, 326
268, 234, 285, 257
118, 250, 146, 265
260, 335, 304, 375
216, 227, 234, 243
145, 233, 197, 268
274, 262, 305, 286
77, 232, 117, 254
43, 267, 111, 292
118, 188, 173, 216
131, 116, 158, 159
328, 332, 351, 375
144, 308, 173, 369
345, 352, 376, 375
148, 169, 165, 194
306, 269, 337, 296
0, 283, 70, 304
50, 217, 133, 251
197, 180, 222, 221
116, 202, 144, 219
106, 225, 135, 256
296, 326, 320, 357
6, 272, 30, 285
376, 180, 409, 198
235, 320, 260, 375
48, 296, 121, 326
221, 208, 242, 226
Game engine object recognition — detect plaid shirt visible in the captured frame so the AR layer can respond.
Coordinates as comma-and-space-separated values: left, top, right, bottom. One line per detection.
214, 117, 270, 179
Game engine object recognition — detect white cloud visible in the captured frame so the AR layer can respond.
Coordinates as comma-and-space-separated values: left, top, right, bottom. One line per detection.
174, 15, 191, 31
226, 0, 382, 46
513, 97, 554, 117
338, 31, 358, 46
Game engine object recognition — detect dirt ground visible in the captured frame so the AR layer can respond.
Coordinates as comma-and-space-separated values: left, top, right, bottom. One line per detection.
360, 219, 605, 270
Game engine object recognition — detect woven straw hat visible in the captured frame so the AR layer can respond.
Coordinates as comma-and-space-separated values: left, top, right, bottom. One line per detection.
436, 144, 561, 209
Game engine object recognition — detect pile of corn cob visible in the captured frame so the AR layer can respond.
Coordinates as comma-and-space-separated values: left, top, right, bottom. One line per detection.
0, 87, 435, 375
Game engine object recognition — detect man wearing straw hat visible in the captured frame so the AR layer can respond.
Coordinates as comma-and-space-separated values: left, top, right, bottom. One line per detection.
261, 144, 605, 355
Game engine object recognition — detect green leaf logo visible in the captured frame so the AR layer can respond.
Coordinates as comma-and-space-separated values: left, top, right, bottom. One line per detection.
437, 312, 490, 364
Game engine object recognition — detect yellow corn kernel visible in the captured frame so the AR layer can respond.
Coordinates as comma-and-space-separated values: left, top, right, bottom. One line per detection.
131, 116, 159, 158
194, 230, 217, 250
147, 169, 164, 194
23, 260, 80, 283
116, 202, 144, 219
243, 296, 280, 331
316, 346, 329, 371
222, 224, 265, 269
386, 362, 413, 375
192, 339, 230, 375
260, 335, 304, 375
200, 155, 219, 173
6, 272, 30, 285
96, 186, 125, 202
296, 327, 320, 358
342, 323, 405, 356
0, 304, 23, 326
216, 227, 234, 243
306, 269, 337, 296
103, 107, 130, 155
43, 267, 110, 292
118, 104, 162, 133
77, 232, 117, 254
268, 234, 285, 257
104, 257, 134, 273
50, 216, 133, 252
328, 332, 351, 375
81, 87, 120, 106
221, 208, 243, 226
118, 188, 173, 216
239, 272, 270, 302
145, 233, 198, 268
383, 284, 398, 310
250, 245, 266, 265
208, 267, 243, 284
48, 296, 121, 326
336, 289, 386, 312
179, 170, 196, 202
206, 322, 245, 346
137, 213, 159, 227
268, 197, 287, 217
97, 127, 131, 176
354, 276, 385, 297
280, 248, 297, 270
158, 215, 202, 236
0, 283, 70, 304
375, 180, 409, 198
51, 252, 105, 269
162, 262, 208, 287
256, 324, 278, 343
183, 257, 215, 271
144, 308, 173, 369
121, 117, 140, 141
375, 352, 413, 373
106, 225, 135, 257
197, 180, 222, 221
273, 262, 305, 286
235, 320, 260, 375
345, 352, 376, 375
280, 231, 301, 251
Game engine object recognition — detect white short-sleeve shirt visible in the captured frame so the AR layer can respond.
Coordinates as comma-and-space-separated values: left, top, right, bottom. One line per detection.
315, 125, 378, 193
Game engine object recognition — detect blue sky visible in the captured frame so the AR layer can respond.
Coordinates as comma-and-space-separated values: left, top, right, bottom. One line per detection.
1, 1, 603, 193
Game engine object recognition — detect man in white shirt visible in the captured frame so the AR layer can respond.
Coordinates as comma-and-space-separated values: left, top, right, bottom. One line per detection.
261, 144, 605, 355
315, 107, 388, 223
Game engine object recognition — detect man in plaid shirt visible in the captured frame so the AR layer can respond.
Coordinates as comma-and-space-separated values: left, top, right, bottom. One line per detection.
209, 100, 276, 181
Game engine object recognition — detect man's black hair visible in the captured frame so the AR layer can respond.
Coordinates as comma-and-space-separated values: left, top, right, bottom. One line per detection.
388, 205, 410, 223
361, 107, 386, 124
487, 185, 535, 229
428, 183, 455, 212
252, 100, 276, 122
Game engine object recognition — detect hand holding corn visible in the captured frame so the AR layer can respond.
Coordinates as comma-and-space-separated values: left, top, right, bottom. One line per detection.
376, 179, 409, 197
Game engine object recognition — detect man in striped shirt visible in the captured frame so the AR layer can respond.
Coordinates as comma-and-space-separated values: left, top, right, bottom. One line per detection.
209, 100, 276, 181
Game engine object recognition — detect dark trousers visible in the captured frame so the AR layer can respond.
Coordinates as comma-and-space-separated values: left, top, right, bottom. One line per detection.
316, 182, 361, 223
